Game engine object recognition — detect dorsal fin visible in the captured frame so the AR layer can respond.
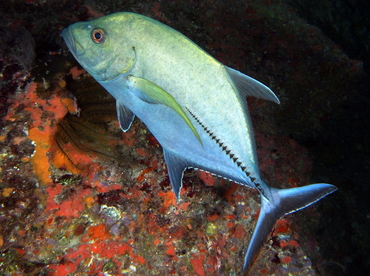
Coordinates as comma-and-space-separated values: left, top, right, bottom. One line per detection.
225, 66, 280, 104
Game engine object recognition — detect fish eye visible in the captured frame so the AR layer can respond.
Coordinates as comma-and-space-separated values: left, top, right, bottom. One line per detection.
91, 28, 105, 44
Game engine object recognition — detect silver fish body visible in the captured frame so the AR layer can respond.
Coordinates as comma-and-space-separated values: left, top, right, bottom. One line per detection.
62, 12, 337, 274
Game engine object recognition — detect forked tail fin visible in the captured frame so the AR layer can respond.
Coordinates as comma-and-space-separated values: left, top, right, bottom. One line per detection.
243, 183, 337, 274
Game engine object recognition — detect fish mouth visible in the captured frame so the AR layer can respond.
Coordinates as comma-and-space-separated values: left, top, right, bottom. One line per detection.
62, 27, 109, 81
61, 25, 127, 82
62, 27, 85, 57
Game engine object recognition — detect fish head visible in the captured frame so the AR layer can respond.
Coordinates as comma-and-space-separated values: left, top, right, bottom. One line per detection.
62, 13, 136, 81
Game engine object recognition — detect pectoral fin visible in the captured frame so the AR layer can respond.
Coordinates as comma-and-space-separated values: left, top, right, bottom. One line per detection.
127, 75, 202, 144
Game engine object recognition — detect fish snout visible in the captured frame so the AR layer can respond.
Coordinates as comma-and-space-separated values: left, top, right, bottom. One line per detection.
62, 27, 85, 57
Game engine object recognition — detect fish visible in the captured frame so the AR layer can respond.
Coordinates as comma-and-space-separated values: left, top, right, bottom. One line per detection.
62, 12, 337, 274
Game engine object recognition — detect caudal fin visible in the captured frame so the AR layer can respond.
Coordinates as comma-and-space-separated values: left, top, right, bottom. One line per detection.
243, 183, 337, 274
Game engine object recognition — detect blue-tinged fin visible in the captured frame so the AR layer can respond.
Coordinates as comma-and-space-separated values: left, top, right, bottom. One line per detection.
127, 75, 202, 145
243, 183, 338, 274
225, 66, 280, 104
116, 101, 135, 132
163, 149, 191, 200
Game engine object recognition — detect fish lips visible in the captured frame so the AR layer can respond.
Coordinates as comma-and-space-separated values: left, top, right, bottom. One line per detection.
62, 27, 85, 57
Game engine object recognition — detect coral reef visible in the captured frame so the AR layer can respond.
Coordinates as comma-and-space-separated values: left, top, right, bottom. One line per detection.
0, 0, 368, 275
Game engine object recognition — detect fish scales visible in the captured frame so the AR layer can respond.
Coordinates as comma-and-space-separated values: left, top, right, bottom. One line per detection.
130, 17, 259, 183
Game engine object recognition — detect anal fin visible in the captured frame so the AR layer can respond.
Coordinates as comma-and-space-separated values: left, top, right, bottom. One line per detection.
163, 149, 191, 200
